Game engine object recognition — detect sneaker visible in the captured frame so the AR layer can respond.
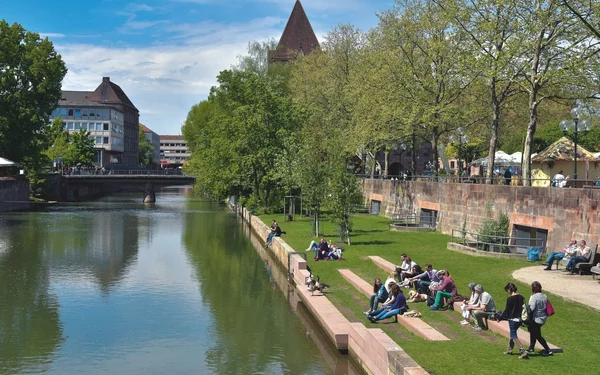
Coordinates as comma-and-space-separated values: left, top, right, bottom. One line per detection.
541, 262, 548, 266
429, 306, 439, 311
472, 326, 483, 331
504, 349, 513, 355
543, 267, 551, 271
459, 320, 470, 325
542, 350, 553, 357
526, 348, 535, 353
364, 311, 371, 316
519, 352, 529, 359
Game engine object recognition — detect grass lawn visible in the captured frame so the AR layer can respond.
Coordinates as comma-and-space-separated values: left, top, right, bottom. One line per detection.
259, 214, 600, 375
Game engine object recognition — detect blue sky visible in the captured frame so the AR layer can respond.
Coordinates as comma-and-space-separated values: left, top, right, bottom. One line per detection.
3, 0, 394, 135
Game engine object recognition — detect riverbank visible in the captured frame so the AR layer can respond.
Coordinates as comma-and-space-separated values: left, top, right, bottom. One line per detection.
233, 204, 429, 375
255, 212, 600, 375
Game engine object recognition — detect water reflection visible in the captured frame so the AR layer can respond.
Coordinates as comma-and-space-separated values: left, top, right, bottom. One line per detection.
0, 214, 63, 375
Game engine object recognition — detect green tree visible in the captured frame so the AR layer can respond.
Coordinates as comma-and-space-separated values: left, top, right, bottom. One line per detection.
138, 127, 154, 167
42, 118, 69, 170
65, 130, 95, 167
0, 21, 67, 170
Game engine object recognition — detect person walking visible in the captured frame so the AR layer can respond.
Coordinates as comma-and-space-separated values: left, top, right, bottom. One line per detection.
527, 281, 553, 356
498, 283, 528, 359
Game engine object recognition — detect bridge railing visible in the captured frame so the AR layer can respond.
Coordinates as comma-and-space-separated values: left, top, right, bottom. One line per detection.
63, 169, 185, 176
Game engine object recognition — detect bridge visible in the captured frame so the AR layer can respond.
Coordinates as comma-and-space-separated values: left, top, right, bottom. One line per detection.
61, 170, 196, 203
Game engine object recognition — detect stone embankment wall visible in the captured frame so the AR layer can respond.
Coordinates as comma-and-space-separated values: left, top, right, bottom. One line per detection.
363, 179, 600, 252
231, 203, 428, 375
0, 178, 30, 212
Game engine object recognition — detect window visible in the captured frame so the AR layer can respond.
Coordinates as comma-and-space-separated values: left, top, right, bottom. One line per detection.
60, 108, 67, 116
62, 122, 67, 130
81, 122, 87, 130
103, 123, 109, 131
82, 108, 88, 117
68, 109, 74, 116
75, 109, 81, 117
89, 109, 95, 118
95, 123, 101, 131
103, 137, 109, 144
450, 161, 455, 169
96, 137, 102, 144
74, 122, 80, 130
68, 122, 74, 130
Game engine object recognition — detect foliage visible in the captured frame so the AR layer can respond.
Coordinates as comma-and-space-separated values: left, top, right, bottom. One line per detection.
325, 158, 363, 244
478, 211, 510, 252
138, 127, 154, 167
0, 20, 67, 170
65, 130, 95, 167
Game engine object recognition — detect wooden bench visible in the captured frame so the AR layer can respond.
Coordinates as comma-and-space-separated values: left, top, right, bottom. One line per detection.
558, 244, 598, 274
452, 301, 562, 353
339, 269, 449, 341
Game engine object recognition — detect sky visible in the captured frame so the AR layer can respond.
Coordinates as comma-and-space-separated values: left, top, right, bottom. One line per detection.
3, 0, 394, 135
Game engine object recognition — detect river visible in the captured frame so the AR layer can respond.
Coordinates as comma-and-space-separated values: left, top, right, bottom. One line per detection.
0, 190, 359, 375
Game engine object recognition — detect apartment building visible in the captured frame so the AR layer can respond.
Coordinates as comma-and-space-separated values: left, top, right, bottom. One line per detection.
159, 135, 191, 168
49, 77, 140, 168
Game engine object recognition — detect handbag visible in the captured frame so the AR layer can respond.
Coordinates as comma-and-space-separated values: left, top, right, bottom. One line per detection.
546, 299, 555, 316
521, 302, 529, 322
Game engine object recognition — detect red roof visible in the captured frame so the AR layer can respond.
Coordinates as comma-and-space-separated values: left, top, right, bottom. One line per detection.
139, 123, 154, 133
87, 77, 138, 111
272, 0, 320, 63
160, 135, 184, 141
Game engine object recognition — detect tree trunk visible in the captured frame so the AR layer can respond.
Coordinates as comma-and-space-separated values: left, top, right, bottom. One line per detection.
432, 127, 439, 177
411, 128, 417, 175
486, 91, 500, 184
522, 31, 543, 187
384, 149, 389, 177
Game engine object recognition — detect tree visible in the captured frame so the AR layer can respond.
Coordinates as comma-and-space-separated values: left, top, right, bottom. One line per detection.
65, 130, 95, 167
43, 117, 69, 169
562, 0, 600, 39
516, 0, 598, 185
138, 127, 154, 167
0, 21, 67, 169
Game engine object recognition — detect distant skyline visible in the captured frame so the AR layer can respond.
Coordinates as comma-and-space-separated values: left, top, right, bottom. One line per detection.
3, 0, 394, 135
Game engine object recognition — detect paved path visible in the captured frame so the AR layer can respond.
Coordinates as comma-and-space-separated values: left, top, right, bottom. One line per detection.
512, 266, 600, 311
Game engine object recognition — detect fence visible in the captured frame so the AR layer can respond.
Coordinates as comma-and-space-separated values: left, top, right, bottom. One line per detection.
450, 229, 546, 255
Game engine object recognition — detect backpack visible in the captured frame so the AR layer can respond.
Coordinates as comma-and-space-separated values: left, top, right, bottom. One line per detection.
521, 296, 529, 323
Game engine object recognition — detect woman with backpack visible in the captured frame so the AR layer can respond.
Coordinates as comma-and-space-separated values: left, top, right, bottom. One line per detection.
498, 283, 528, 359
528, 281, 553, 356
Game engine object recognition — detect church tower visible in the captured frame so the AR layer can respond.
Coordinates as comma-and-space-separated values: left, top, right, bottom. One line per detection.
271, 0, 320, 63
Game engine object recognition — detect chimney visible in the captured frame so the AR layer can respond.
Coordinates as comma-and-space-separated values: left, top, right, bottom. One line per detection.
102, 77, 110, 82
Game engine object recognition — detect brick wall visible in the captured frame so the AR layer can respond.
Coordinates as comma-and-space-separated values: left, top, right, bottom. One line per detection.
0, 178, 30, 212
362, 179, 600, 252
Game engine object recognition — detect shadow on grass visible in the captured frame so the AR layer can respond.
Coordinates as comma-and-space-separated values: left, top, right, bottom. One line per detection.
352, 229, 387, 234
352, 240, 394, 245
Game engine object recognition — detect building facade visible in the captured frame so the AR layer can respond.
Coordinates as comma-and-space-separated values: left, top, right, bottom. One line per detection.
159, 135, 191, 168
49, 77, 139, 168
140, 124, 160, 168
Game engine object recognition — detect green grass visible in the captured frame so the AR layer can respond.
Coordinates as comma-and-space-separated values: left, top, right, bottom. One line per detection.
260, 214, 599, 375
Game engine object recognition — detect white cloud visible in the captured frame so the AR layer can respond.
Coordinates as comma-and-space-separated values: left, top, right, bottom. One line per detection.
40, 32, 66, 38
126, 3, 159, 12
55, 17, 285, 135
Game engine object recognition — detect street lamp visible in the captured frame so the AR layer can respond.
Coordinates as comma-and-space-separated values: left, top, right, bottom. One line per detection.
559, 106, 592, 184
450, 128, 468, 180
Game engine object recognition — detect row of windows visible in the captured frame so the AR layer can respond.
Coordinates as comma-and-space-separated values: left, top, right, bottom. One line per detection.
60, 122, 124, 133
162, 150, 189, 154
90, 136, 109, 145
52, 108, 119, 121
160, 143, 187, 147
162, 156, 188, 161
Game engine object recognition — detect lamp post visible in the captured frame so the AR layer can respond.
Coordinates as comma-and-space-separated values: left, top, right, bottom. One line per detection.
450, 127, 468, 181
559, 106, 591, 185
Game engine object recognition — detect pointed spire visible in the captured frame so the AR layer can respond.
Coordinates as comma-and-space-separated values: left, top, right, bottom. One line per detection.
272, 0, 320, 63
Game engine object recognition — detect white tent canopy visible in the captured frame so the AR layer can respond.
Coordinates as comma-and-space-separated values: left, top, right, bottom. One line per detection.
470, 151, 521, 167
0, 157, 18, 167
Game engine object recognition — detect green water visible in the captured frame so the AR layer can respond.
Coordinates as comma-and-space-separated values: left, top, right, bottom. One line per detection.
0, 190, 356, 375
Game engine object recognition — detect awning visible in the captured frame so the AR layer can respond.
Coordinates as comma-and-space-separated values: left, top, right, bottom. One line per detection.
0, 157, 18, 167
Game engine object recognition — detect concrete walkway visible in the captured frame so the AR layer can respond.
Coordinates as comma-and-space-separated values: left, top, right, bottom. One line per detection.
512, 266, 600, 311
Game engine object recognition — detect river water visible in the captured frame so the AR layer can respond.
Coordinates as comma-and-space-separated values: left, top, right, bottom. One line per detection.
0, 190, 358, 375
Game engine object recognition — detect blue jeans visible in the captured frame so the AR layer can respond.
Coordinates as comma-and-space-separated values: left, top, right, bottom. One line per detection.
545, 252, 564, 267
417, 280, 431, 293
567, 256, 588, 272
374, 307, 405, 321
369, 288, 389, 310
508, 320, 521, 340
267, 232, 275, 243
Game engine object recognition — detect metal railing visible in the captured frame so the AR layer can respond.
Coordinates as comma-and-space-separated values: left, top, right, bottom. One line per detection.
451, 229, 546, 255
390, 211, 436, 229
61, 169, 186, 176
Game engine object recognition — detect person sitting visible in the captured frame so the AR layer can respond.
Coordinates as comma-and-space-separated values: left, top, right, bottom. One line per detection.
313, 238, 331, 261
365, 278, 388, 315
552, 170, 565, 187
325, 245, 343, 261
394, 254, 410, 280
459, 282, 480, 325
409, 263, 439, 293
429, 270, 458, 311
565, 240, 592, 274
543, 239, 578, 270
468, 284, 496, 331
368, 285, 408, 323
265, 220, 278, 247
399, 258, 419, 281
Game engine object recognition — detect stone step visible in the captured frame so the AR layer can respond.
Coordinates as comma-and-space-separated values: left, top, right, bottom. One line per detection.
452, 302, 562, 353
368, 256, 396, 274
339, 269, 449, 341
